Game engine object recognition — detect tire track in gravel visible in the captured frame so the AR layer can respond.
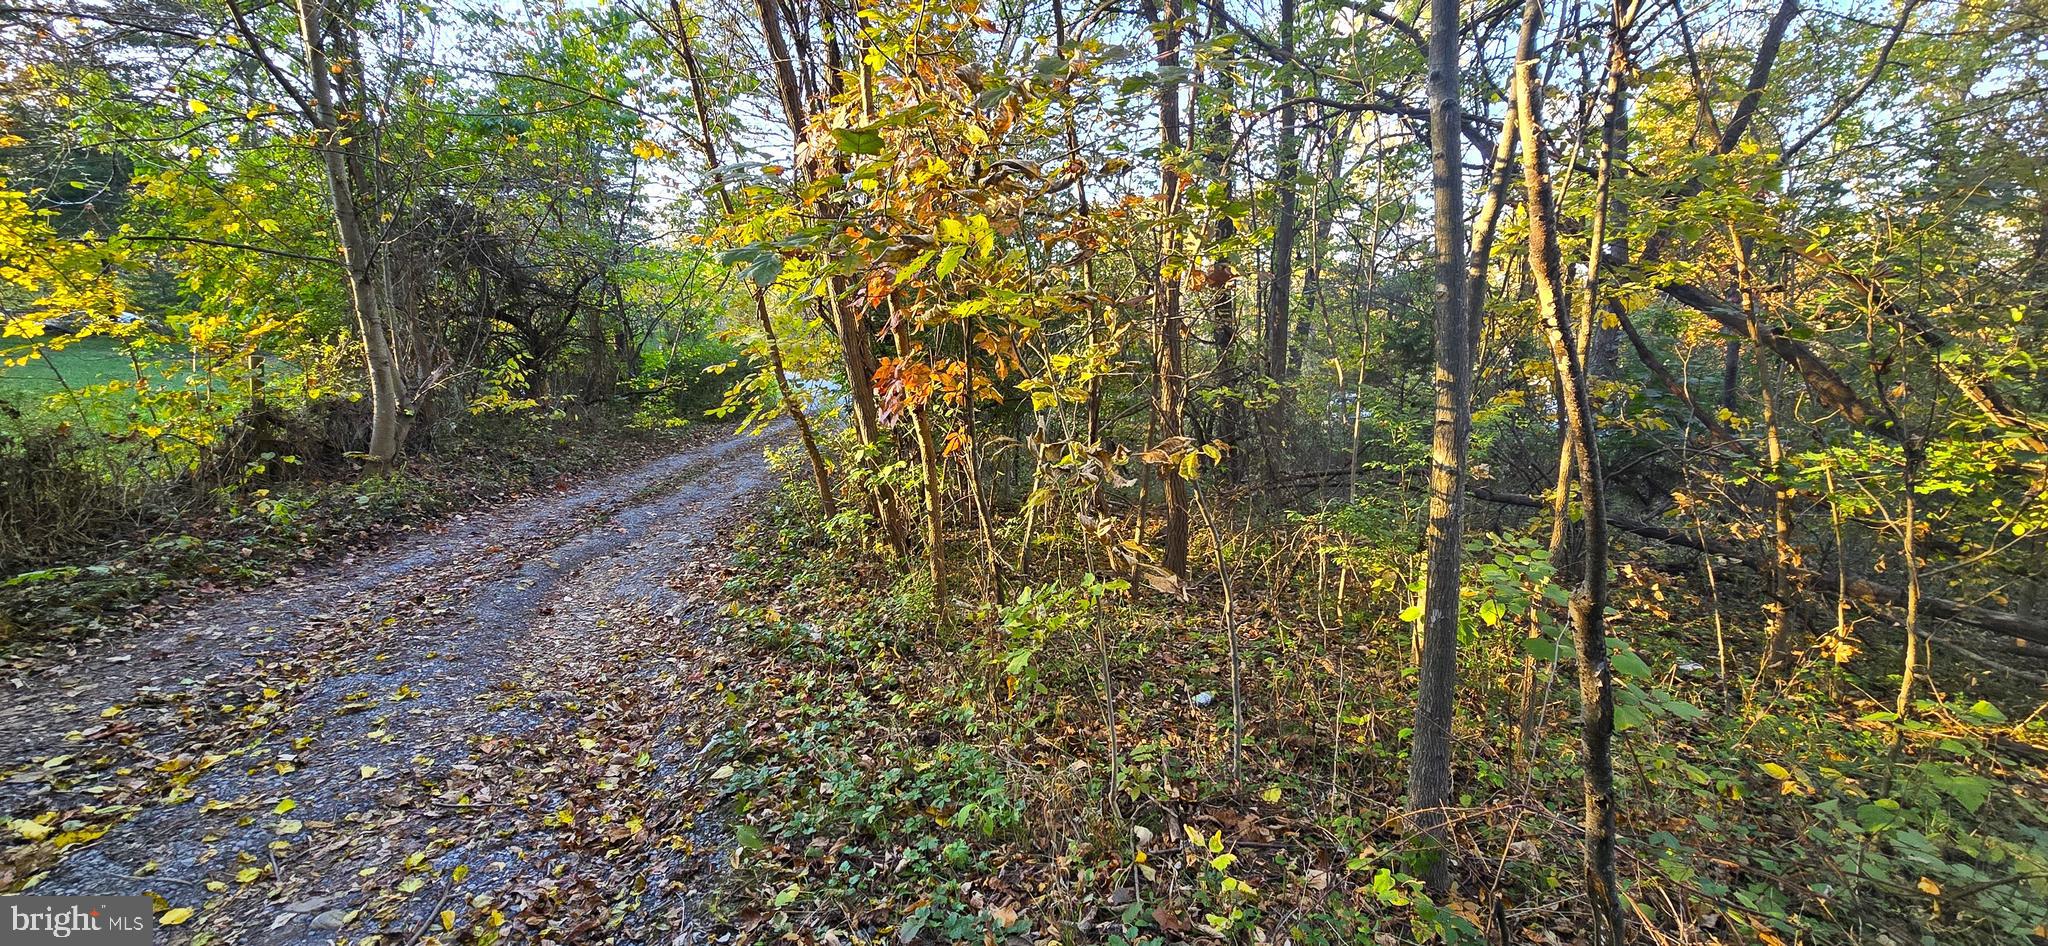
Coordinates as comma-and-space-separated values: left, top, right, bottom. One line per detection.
1, 422, 787, 944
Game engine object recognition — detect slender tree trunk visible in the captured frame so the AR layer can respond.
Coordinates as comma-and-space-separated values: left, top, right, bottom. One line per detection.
1894, 448, 1921, 720
1143, 0, 1190, 578
293, 0, 402, 471
1350, 162, 1387, 502
1299, 114, 1358, 339
1720, 339, 1741, 412
1404, 0, 1469, 897
1203, 2, 1243, 479
961, 318, 1005, 605
1260, 0, 1300, 468
895, 324, 949, 624
1467, 109, 1518, 367
752, 0, 909, 554
673, 8, 835, 516
1515, 4, 1623, 940
1875, 337, 1924, 722
1051, 0, 1108, 512
1547, 393, 1576, 565
1583, 2, 1635, 381
1735, 233, 1796, 688
1824, 466, 1851, 697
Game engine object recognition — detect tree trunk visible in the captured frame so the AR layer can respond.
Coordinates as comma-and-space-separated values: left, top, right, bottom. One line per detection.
1894, 446, 1922, 720
1143, 0, 1190, 578
1260, 0, 1300, 468
293, 0, 402, 471
1466, 108, 1518, 367
1203, 2, 1243, 480
1404, 0, 1469, 898
1734, 231, 1796, 688
1721, 339, 1741, 411
1515, 3, 1623, 939
894, 325, 949, 625
752, 0, 910, 554
673, 7, 836, 517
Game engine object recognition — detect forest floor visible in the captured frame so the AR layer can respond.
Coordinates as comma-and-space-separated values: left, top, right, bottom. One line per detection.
0, 422, 787, 944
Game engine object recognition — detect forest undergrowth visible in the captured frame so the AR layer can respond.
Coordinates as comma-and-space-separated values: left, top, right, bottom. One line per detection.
709, 473, 2048, 946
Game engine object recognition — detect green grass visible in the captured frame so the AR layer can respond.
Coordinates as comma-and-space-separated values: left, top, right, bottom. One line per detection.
0, 336, 136, 396
0, 337, 144, 425
0, 337, 210, 432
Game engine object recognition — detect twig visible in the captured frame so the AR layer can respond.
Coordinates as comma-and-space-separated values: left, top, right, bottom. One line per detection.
404, 886, 455, 946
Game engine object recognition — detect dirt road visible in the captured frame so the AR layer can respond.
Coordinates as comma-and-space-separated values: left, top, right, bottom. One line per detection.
1, 425, 784, 944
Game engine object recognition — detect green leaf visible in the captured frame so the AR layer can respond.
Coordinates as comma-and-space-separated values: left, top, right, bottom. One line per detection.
746, 256, 784, 288
1661, 699, 1705, 722
1929, 770, 1994, 813
1611, 648, 1653, 680
1964, 699, 2006, 724
830, 126, 884, 155
894, 250, 934, 285
718, 245, 764, 266
934, 245, 968, 279
1519, 636, 1567, 661
973, 85, 1013, 110
1614, 702, 1648, 731
1856, 801, 1902, 831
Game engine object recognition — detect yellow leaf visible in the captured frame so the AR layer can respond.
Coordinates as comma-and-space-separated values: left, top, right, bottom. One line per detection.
360, 765, 378, 779
441, 910, 456, 931
1759, 762, 1791, 780
9, 818, 52, 842
187, 99, 208, 115
1918, 877, 1942, 896
274, 798, 296, 815
160, 907, 195, 926
51, 824, 109, 849
237, 867, 261, 883
256, 219, 280, 234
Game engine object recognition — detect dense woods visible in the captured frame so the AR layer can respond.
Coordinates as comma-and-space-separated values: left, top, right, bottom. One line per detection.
3, 0, 2046, 943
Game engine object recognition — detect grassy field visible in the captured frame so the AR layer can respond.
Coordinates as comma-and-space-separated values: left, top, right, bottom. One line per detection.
0, 336, 138, 402
0, 337, 199, 431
